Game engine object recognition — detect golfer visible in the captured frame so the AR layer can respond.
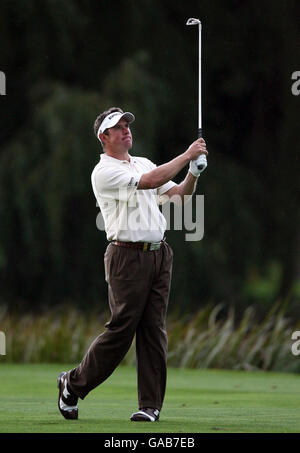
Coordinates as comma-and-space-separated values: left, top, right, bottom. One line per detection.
57, 107, 208, 422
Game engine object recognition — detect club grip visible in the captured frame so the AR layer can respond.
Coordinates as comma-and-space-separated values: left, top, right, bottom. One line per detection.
197, 128, 204, 169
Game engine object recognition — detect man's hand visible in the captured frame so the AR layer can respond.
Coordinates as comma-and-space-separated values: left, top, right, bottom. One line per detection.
189, 155, 207, 177
186, 138, 208, 161
186, 138, 208, 177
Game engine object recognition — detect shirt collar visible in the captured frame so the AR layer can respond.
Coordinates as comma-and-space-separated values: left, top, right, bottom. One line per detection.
100, 153, 137, 164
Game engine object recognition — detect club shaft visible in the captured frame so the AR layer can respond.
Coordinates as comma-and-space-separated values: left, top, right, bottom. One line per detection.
187, 18, 205, 169
198, 23, 202, 138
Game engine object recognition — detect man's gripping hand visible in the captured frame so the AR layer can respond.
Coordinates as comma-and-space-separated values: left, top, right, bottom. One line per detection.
189, 155, 207, 176
186, 138, 208, 177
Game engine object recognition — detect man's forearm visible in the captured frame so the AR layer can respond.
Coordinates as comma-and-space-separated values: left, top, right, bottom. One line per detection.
138, 152, 190, 190
166, 170, 198, 203
176, 171, 198, 198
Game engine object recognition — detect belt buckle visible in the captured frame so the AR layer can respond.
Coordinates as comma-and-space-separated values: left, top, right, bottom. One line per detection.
149, 242, 161, 251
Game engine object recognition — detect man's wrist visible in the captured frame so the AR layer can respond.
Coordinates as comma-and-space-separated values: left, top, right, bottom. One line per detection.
183, 149, 192, 164
188, 168, 200, 178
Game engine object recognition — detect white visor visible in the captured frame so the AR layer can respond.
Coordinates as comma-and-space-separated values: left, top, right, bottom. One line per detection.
97, 111, 135, 139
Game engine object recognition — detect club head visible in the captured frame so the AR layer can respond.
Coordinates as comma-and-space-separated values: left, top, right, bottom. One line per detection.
186, 18, 201, 26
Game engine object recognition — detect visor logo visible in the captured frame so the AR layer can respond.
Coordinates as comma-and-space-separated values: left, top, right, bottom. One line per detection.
108, 113, 119, 120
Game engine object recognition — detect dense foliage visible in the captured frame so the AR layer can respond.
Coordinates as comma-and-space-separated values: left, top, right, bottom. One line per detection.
0, 0, 299, 316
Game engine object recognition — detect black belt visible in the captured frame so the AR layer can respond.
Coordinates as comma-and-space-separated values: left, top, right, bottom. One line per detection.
111, 238, 165, 251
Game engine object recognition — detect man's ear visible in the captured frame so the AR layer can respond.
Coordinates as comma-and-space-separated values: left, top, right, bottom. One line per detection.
99, 132, 107, 144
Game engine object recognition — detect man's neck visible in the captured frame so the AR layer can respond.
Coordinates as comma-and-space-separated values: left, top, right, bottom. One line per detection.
104, 147, 130, 162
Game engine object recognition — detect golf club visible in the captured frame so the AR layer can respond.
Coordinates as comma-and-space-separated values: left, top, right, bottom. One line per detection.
186, 18, 205, 170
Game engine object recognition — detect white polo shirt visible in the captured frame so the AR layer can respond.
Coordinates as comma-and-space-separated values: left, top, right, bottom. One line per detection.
91, 153, 176, 242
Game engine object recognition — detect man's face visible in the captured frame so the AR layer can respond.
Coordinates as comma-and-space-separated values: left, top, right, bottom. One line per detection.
103, 118, 133, 150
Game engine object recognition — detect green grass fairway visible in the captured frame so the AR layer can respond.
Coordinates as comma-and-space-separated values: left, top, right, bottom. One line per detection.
0, 364, 299, 433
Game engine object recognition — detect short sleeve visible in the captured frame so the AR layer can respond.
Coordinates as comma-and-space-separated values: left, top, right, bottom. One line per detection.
92, 166, 141, 202
157, 180, 177, 204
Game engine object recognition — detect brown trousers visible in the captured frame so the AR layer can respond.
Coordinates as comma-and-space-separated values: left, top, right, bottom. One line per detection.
68, 241, 173, 411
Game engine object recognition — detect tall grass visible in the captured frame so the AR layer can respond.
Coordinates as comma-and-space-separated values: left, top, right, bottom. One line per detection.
167, 303, 299, 372
0, 303, 299, 372
0, 305, 101, 364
